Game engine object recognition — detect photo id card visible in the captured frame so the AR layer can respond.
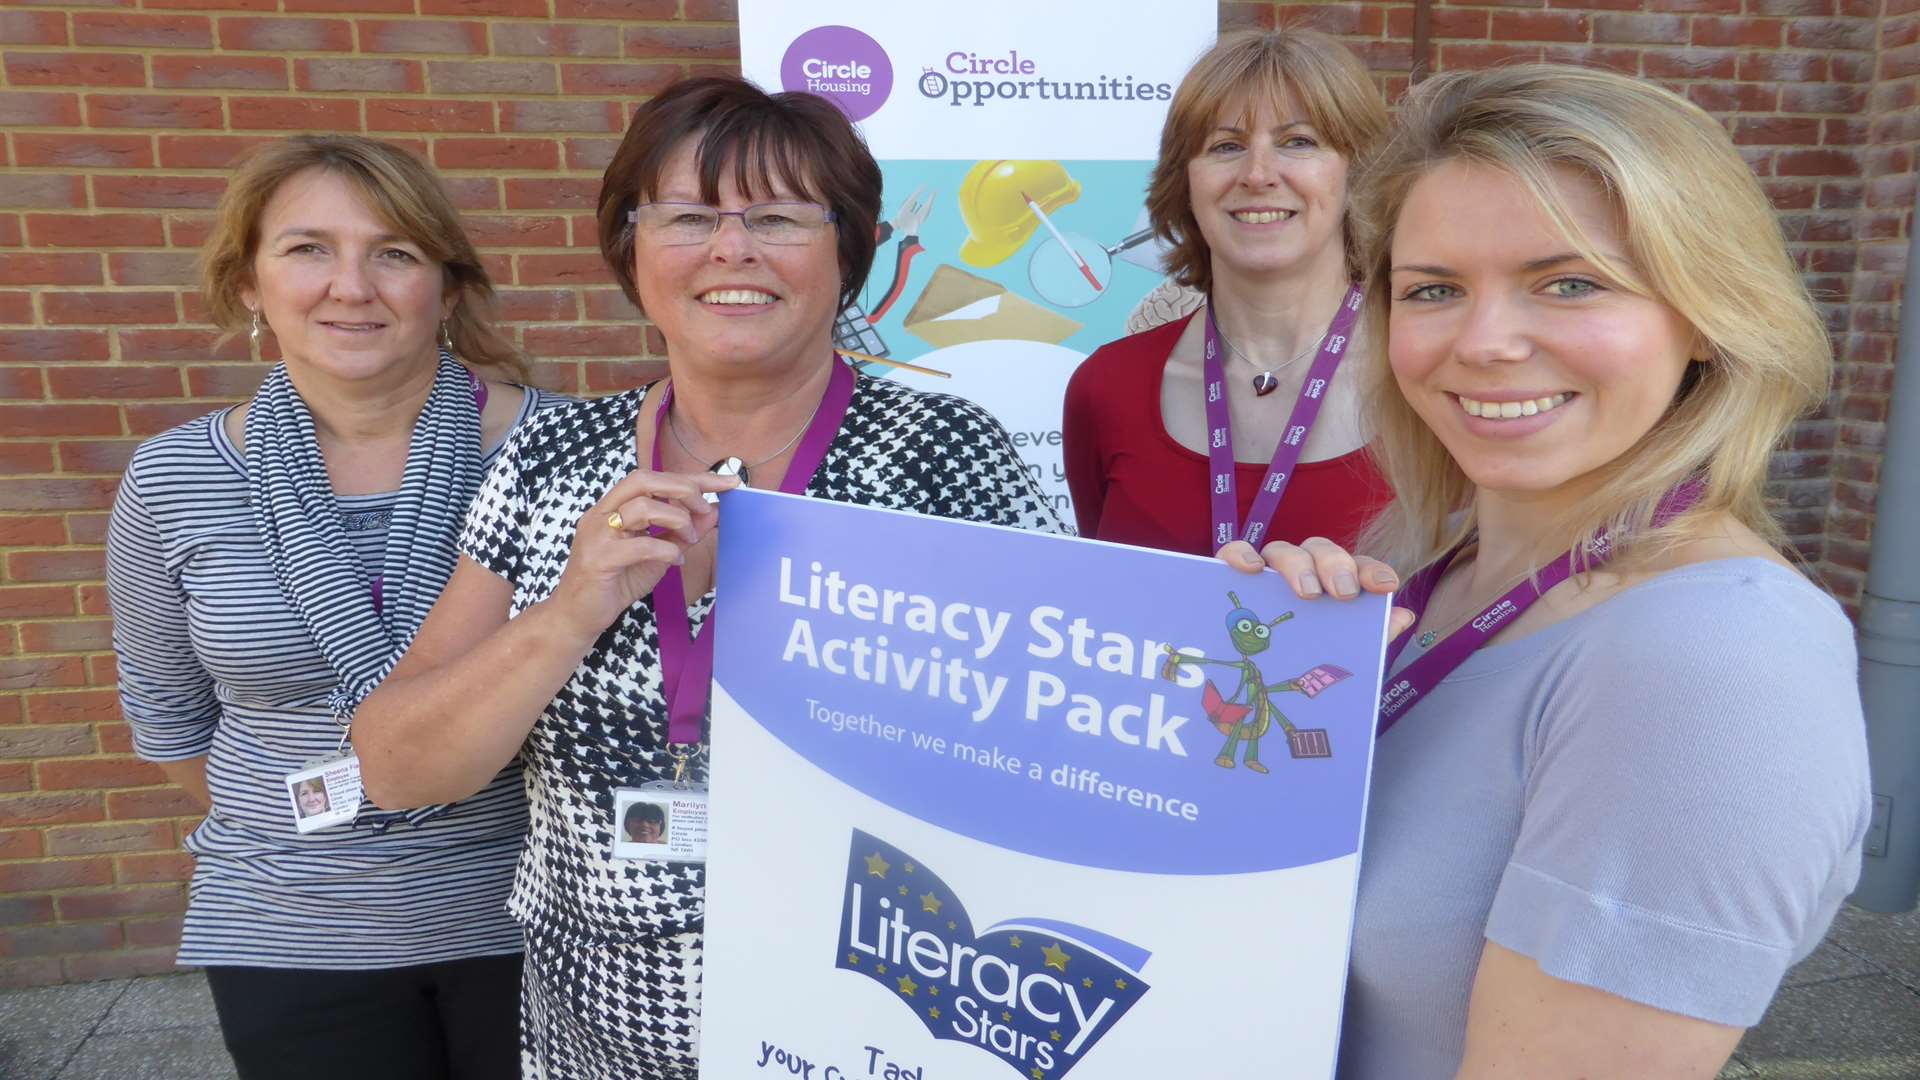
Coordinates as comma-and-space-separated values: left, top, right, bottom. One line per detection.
285, 753, 363, 834
612, 785, 709, 863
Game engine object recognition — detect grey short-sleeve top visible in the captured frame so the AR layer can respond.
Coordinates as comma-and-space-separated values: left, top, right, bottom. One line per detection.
1338, 558, 1871, 1080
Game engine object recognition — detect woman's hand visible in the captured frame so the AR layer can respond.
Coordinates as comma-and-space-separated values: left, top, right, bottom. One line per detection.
545, 469, 739, 640
1219, 536, 1416, 639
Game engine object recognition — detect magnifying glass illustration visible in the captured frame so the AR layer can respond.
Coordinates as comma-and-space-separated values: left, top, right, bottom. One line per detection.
1027, 227, 1157, 308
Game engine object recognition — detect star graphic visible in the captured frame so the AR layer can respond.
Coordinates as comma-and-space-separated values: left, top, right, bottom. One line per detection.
876, 962, 887, 974
905, 862, 915, 873
1042, 942, 1071, 973
898, 885, 909, 897
897, 974, 919, 997
1031, 1070, 1045, 1080
1115, 977, 1128, 989
1001, 1010, 1013, 1022
1082, 977, 1093, 989
948, 920, 957, 930
1009, 934, 1023, 949
846, 953, 859, 966
920, 892, 942, 914
865, 853, 890, 878
928, 986, 939, 997
928, 1006, 941, 1020
1049, 1030, 1062, 1042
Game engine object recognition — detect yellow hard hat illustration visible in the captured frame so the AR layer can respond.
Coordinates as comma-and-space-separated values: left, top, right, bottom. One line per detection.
957, 160, 1082, 268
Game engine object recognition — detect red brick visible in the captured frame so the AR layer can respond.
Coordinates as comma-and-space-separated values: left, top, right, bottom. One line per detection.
105, 253, 195, 288
56, 440, 137, 475
230, 96, 360, 132
294, 58, 422, 93
0, 792, 104, 828
1691, 16, 1784, 47
0, 327, 105, 363
183, 365, 266, 398
0, 586, 73, 619
1437, 42, 1544, 68
0, 829, 42, 859
1641, 48, 1737, 79
499, 99, 621, 133
14, 617, 113, 653
73, 13, 212, 50
0, 725, 93, 758
585, 360, 668, 392
0, 895, 54, 926
504, 179, 600, 212
494, 22, 621, 57
63, 946, 178, 982
45, 821, 173, 856
1777, 149, 1861, 177
78, 585, 111, 617
583, 290, 643, 322
459, 216, 568, 251
37, 758, 165, 792
217, 16, 352, 52
0, 519, 65, 546
117, 329, 243, 366
8, 548, 106, 582
25, 690, 119, 725
0, 292, 29, 323
107, 789, 204, 821
428, 60, 557, 95
66, 514, 110, 545
495, 289, 577, 322
1736, 116, 1824, 146
1788, 17, 1877, 50
0, 402, 122, 438
357, 19, 487, 55
125, 403, 217, 435
422, 0, 546, 12
1737, 51, 1829, 81
126, 916, 185, 949
153, 134, 269, 170
0, 368, 43, 399
559, 62, 680, 96
556, 0, 676, 16
285, 0, 412, 10
86, 94, 223, 130
96, 721, 133, 754
4, 51, 146, 88
367, 98, 493, 133
0, 92, 82, 128
1750, 0, 1835, 11
623, 24, 740, 59
13, 134, 151, 169
152, 54, 287, 91
115, 851, 194, 884
94, 175, 228, 209
0, 175, 86, 210
1647, 0, 1739, 10
564, 137, 620, 171
1783, 83, 1866, 115
1493, 10, 1594, 40
523, 325, 642, 358
45, 364, 180, 400
518, 253, 613, 286
26, 214, 165, 249
0, 958, 65, 990
0, 12, 67, 46
0, 922, 124, 957
148, 0, 275, 8
1688, 83, 1780, 112
43, 293, 178, 327
432, 138, 562, 173
56, 885, 186, 920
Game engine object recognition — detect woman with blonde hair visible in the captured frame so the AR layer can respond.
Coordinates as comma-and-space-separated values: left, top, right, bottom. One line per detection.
1064, 29, 1394, 561
106, 135, 558, 1078
1240, 65, 1870, 1077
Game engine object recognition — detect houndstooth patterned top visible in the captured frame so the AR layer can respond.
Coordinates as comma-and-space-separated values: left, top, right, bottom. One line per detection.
458, 367, 1061, 1072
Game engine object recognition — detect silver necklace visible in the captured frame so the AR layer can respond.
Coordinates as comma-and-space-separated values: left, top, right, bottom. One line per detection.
1214, 321, 1324, 397
667, 393, 823, 488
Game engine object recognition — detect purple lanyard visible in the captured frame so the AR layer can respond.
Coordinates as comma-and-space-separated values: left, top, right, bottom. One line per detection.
1376, 482, 1703, 737
1204, 285, 1365, 553
650, 358, 855, 748
370, 373, 487, 616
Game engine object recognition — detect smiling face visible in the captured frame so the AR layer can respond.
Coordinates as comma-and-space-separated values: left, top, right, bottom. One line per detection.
241, 168, 453, 385
1386, 160, 1698, 506
1186, 95, 1350, 284
630, 138, 843, 376
295, 782, 328, 816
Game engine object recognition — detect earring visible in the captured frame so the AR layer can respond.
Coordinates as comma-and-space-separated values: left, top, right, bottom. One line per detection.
439, 319, 452, 354
249, 308, 261, 346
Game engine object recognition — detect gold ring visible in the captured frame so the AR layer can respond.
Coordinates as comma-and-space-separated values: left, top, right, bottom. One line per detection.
607, 511, 624, 532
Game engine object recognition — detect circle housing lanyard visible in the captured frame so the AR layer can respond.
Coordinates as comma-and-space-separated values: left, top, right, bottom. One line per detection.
1376, 482, 1703, 737
649, 358, 855, 750
1202, 285, 1366, 552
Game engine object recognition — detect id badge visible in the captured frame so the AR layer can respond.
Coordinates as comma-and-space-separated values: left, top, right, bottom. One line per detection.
285, 753, 363, 834
612, 783, 709, 863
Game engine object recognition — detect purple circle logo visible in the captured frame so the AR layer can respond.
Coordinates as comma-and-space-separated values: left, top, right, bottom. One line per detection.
780, 25, 892, 122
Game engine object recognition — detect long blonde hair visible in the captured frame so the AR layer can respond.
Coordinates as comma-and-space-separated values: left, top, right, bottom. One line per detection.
1352, 65, 1830, 573
199, 134, 527, 380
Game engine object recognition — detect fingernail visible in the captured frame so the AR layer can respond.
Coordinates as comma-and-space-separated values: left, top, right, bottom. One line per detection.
1333, 571, 1359, 598
1297, 573, 1322, 598
1369, 566, 1399, 588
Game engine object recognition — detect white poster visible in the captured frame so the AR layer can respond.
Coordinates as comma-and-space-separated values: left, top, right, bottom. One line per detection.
740, 0, 1218, 528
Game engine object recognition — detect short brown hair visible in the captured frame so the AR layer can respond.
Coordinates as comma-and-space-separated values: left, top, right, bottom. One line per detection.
596, 76, 883, 315
1147, 30, 1388, 294
198, 134, 525, 379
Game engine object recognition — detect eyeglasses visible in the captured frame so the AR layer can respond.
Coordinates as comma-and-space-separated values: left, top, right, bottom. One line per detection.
626, 202, 838, 246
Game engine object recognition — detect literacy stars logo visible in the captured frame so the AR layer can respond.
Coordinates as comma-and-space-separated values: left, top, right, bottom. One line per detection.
836, 830, 1150, 1078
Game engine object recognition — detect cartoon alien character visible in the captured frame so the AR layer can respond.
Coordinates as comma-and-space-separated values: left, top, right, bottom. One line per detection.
1161, 592, 1350, 772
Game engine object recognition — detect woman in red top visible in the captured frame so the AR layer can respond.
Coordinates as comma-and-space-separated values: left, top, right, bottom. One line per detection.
1065, 29, 1393, 561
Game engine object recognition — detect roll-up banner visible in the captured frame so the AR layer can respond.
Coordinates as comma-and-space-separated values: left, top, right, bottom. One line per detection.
700, 489, 1388, 1079
740, 0, 1218, 529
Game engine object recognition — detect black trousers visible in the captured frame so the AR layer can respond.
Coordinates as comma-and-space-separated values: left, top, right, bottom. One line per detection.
204, 952, 522, 1080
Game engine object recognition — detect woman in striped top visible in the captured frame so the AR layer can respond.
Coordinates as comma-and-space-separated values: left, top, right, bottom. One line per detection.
105, 136, 554, 1080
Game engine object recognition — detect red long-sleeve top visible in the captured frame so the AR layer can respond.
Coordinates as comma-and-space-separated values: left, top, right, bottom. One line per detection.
1063, 313, 1394, 556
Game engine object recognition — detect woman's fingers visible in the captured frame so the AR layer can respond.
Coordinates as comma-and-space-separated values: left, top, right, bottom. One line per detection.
1354, 555, 1401, 595
1250, 540, 1325, 599
595, 468, 740, 523
607, 497, 697, 545
1388, 606, 1416, 640
1216, 540, 1265, 574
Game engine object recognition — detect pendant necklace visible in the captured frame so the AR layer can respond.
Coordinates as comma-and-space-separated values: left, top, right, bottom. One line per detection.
667, 390, 826, 488
1214, 320, 1324, 397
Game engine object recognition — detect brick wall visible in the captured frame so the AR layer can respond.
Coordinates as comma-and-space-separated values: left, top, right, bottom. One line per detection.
0, 0, 1902, 986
